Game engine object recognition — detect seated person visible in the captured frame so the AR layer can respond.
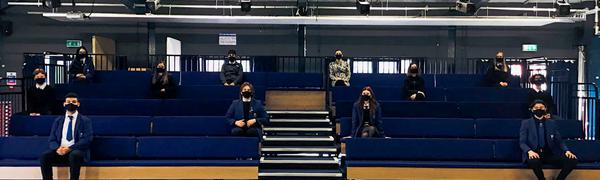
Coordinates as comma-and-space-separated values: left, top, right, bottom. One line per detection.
485, 51, 511, 87
520, 100, 578, 180
40, 93, 93, 180
27, 68, 56, 116
329, 49, 351, 87
528, 74, 556, 117
351, 86, 385, 138
150, 61, 177, 98
226, 82, 268, 137
68, 47, 95, 83
220, 49, 244, 86
403, 63, 426, 101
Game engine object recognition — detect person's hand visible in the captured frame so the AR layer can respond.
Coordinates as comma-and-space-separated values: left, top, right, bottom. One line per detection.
56, 147, 70, 156
160, 88, 166, 93
344, 81, 350, 86
29, 113, 41, 116
544, 113, 552, 119
224, 82, 229, 86
410, 94, 417, 100
247, 119, 257, 127
76, 73, 84, 77
528, 150, 540, 159
565, 151, 577, 159
234, 120, 246, 128
500, 82, 508, 87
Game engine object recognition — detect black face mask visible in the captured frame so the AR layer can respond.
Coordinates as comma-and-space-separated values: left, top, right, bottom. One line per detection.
242, 91, 252, 98
35, 78, 46, 85
532, 78, 546, 85
532, 109, 547, 119
65, 103, 79, 112
409, 68, 419, 74
228, 56, 236, 62
157, 68, 166, 73
335, 54, 342, 59
362, 95, 371, 101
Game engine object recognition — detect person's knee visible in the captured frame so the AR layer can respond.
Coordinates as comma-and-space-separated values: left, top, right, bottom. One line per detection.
527, 158, 543, 167
231, 127, 244, 136
246, 128, 259, 137
565, 158, 578, 167
68, 150, 83, 160
40, 151, 53, 163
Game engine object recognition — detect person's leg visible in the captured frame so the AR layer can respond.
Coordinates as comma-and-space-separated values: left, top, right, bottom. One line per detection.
231, 127, 245, 136
526, 158, 546, 180
246, 127, 259, 137
67, 150, 84, 180
550, 155, 578, 180
40, 150, 59, 180
361, 126, 376, 138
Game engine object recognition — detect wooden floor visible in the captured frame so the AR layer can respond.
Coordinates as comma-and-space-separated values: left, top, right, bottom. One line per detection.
347, 167, 600, 180
0, 166, 258, 179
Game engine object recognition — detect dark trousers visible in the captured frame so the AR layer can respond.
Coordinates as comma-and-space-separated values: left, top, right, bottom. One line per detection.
526, 151, 578, 180
231, 126, 259, 137
360, 125, 379, 138
40, 150, 84, 180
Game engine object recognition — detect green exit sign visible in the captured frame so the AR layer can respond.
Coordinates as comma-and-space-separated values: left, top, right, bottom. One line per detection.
66, 40, 82, 48
522, 44, 538, 52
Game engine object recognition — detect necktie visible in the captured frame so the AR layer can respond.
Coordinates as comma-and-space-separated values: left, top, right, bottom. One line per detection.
66, 116, 73, 141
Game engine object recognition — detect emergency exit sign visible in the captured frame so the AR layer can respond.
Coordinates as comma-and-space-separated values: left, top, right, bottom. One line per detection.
66, 40, 82, 48
522, 44, 538, 52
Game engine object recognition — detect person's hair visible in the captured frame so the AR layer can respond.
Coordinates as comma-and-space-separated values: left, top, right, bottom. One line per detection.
356, 86, 378, 115
335, 49, 342, 53
152, 61, 169, 85
33, 68, 46, 76
240, 82, 254, 98
408, 63, 420, 75
64, 92, 79, 100
228, 49, 237, 55
493, 54, 509, 72
75, 46, 89, 60
529, 74, 546, 84
529, 99, 547, 109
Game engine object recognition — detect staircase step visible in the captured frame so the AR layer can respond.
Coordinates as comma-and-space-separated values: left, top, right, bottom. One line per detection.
261, 157, 339, 164
267, 110, 329, 119
263, 136, 335, 146
259, 169, 343, 178
268, 118, 331, 127
268, 110, 329, 115
263, 127, 332, 132
261, 146, 338, 154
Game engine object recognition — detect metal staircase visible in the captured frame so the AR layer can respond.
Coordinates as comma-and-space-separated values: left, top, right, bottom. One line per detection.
259, 110, 343, 179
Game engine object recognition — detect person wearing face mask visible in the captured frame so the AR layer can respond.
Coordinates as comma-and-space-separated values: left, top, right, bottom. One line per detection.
226, 82, 269, 137
403, 63, 426, 101
351, 86, 385, 138
151, 61, 177, 99
329, 49, 351, 87
485, 51, 511, 87
527, 74, 556, 117
68, 46, 95, 83
27, 69, 56, 116
40, 93, 93, 180
220, 49, 244, 86
520, 100, 578, 180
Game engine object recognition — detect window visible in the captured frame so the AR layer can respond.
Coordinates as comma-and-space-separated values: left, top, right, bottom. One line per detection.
352, 60, 372, 74
399, 59, 413, 74
378, 61, 398, 74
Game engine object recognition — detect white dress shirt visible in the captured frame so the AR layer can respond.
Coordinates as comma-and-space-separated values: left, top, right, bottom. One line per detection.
36, 83, 47, 90
60, 111, 78, 147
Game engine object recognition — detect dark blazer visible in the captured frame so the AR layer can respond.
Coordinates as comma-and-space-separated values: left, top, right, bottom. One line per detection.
484, 67, 511, 87
69, 58, 95, 82
351, 102, 385, 137
519, 118, 568, 162
403, 75, 426, 99
48, 114, 94, 162
27, 85, 56, 115
225, 99, 269, 127
527, 89, 556, 115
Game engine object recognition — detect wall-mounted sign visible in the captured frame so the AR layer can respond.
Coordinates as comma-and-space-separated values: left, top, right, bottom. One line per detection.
219, 33, 237, 46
